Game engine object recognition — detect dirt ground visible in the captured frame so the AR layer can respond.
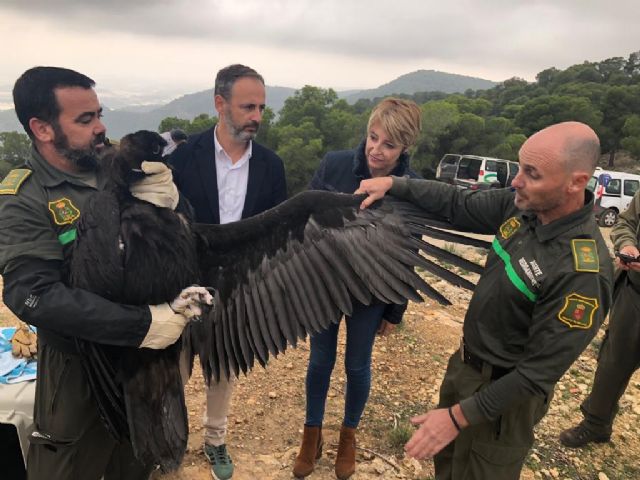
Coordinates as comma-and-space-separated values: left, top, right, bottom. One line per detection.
2, 229, 640, 480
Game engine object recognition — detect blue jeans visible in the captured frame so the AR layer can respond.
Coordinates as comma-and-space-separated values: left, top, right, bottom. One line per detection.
305, 303, 385, 428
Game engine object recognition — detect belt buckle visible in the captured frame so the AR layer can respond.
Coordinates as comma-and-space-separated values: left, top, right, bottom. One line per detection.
460, 337, 465, 362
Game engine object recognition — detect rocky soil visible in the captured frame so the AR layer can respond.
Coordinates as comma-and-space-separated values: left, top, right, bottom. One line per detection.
2, 229, 639, 480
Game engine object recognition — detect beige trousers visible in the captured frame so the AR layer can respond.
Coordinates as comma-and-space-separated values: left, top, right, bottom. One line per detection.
203, 374, 235, 446
180, 350, 235, 447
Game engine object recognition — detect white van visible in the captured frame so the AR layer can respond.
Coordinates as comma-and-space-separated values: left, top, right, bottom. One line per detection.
587, 168, 640, 227
436, 154, 519, 190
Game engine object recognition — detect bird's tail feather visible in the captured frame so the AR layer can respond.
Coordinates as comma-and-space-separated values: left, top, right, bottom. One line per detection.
74, 339, 127, 441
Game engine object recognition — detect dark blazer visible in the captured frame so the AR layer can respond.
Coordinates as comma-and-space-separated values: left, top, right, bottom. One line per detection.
310, 139, 419, 192
169, 127, 287, 223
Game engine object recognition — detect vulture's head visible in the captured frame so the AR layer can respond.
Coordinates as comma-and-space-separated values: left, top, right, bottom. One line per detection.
119, 130, 168, 170
101, 130, 168, 188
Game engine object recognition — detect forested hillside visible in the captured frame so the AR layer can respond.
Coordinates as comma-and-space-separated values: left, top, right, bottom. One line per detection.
0, 70, 492, 138
157, 52, 640, 194
2, 52, 639, 193
343, 69, 497, 103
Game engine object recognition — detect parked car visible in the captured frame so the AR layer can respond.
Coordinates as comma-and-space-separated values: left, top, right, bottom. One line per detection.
588, 167, 640, 227
435, 154, 519, 190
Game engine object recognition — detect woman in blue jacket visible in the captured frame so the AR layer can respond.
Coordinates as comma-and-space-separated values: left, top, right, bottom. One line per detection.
293, 98, 423, 479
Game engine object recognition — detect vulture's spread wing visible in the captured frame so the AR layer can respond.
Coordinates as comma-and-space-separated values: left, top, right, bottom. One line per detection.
189, 190, 488, 384
63, 130, 490, 473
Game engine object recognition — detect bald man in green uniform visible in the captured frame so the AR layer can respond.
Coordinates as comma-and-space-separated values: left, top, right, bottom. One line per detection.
560, 189, 640, 447
356, 121, 614, 480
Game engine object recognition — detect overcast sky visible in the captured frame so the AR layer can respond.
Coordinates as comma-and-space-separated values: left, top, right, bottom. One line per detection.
1, 0, 638, 108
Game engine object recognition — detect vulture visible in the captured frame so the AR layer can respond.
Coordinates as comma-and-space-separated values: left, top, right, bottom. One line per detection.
64, 130, 489, 472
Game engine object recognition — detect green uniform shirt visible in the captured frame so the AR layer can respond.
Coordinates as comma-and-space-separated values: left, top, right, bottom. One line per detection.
390, 178, 614, 425
0, 147, 106, 270
611, 189, 640, 287
0, 148, 150, 347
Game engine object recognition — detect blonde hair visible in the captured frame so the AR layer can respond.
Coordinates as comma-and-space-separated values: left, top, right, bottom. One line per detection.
367, 97, 422, 149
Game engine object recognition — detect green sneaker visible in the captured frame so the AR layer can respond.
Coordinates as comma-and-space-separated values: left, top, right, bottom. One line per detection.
203, 443, 234, 480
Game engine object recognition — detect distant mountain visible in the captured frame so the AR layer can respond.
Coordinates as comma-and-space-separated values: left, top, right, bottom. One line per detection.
116, 104, 164, 113
0, 86, 298, 139
0, 109, 20, 133
344, 70, 497, 103
0, 71, 498, 138
100, 85, 299, 138
336, 89, 362, 99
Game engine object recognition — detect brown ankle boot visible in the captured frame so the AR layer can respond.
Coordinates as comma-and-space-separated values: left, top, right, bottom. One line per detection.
292, 425, 323, 478
335, 425, 356, 480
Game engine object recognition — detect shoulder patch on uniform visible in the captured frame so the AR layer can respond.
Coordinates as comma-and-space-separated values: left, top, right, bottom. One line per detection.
0, 168, 32, 195
558, 293, 598, 329
571, 239, 599, 272
48, 198, 80, 225
499, 217, 521, 239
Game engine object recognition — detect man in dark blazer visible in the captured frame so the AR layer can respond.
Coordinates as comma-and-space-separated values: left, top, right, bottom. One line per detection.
170, 64, 287, 480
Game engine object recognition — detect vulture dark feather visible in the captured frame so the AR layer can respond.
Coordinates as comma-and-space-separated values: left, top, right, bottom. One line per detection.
65, 130, 488, 472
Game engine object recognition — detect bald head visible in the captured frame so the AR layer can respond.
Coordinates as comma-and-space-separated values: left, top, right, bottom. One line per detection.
520, 122, 600, 174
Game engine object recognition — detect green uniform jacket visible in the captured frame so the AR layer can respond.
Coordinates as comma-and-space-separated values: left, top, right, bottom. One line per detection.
611, 189, 640, 288
0, 148, 150, 346
390, 178, 614, 425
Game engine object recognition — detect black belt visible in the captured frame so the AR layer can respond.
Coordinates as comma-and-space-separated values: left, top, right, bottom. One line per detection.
460, 339, 511, 380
